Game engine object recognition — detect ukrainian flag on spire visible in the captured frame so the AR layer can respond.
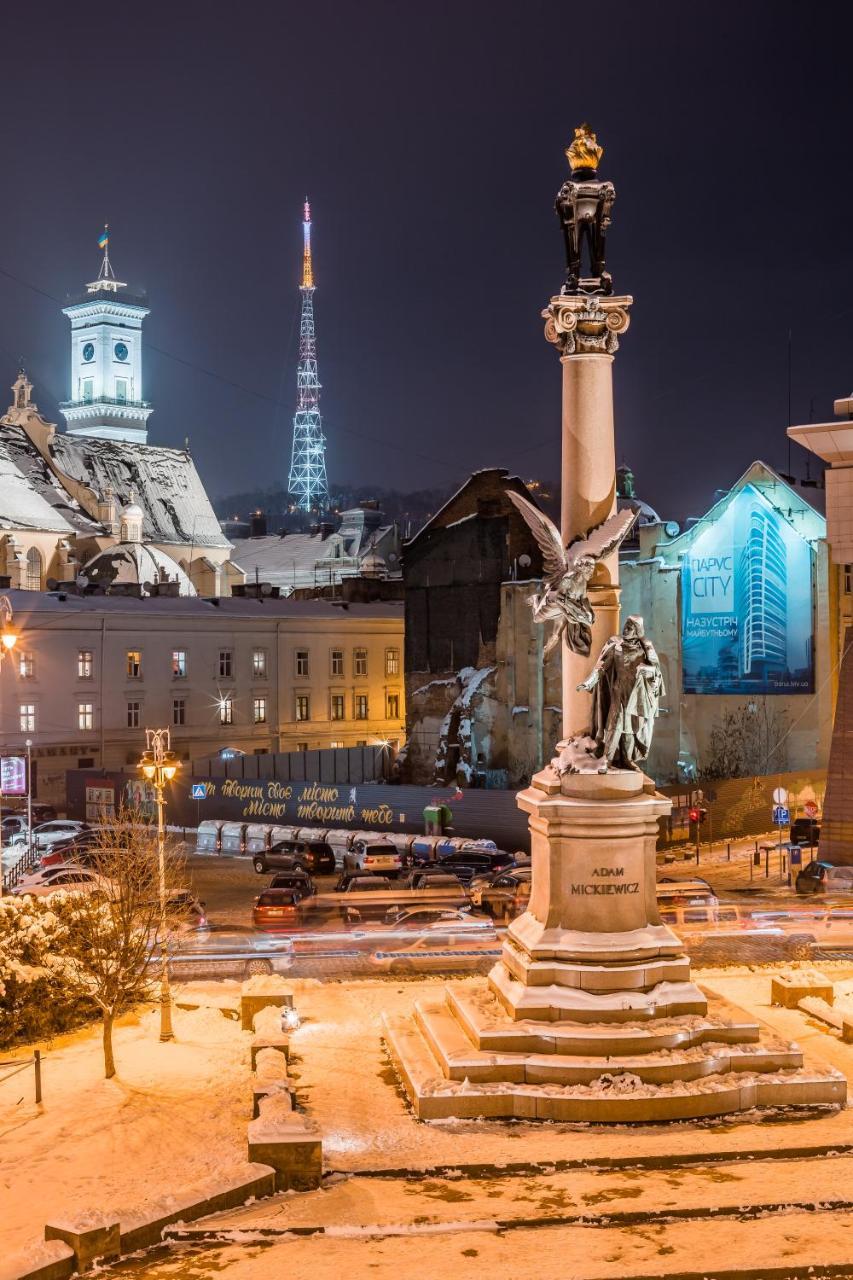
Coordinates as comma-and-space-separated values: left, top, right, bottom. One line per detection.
98, 227, 109, 250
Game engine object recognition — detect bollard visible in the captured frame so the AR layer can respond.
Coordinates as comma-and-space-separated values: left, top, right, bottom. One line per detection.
727, 842, 731, 862
34, 1048, 41, 1104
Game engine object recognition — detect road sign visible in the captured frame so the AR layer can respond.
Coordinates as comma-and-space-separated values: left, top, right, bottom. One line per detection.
804, 800, 819, 819
772, 787, 789, 805
191, 783, 208, 800
773, 805, 790, 826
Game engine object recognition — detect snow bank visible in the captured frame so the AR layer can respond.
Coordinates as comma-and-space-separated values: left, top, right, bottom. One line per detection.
242, 974, 292, 995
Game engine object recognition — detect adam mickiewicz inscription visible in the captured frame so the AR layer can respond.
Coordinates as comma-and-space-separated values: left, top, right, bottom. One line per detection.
570, 866, 640, 895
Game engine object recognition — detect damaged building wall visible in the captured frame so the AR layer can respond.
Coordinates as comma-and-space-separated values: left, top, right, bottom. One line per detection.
401, 469, 556, 787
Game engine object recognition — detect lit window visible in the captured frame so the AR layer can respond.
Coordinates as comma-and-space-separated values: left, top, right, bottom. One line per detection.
295, 695, 311, 722
386, 693, 400, 718
78, 703, 94, 731
19, 704, 35, 732
78, 649, 93, 679
330, 649, 344, 677
385, 647, 400, 677
330, 740, 345, 748
172, 650, 187, 678
18, 652, 34, 679
296, 742, 309, 752
355, 694, 368, 720
330, 694, 345, 720
354, 648, 368, 677
173, 698, 186, 726
219, 696, 233, 725
127, 701, 141, 729
219, 650, 233, 678
295, 650, 310, 677
126, 650, 142, 679
25, 547, 43, 591
253, 696, 267, 724
252, 649, 267, 678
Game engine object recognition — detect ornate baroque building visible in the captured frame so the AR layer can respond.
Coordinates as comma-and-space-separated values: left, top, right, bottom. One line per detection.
0, 246, 241, 597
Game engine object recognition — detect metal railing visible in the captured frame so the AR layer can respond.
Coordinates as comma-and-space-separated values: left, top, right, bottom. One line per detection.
2, 842, 41, 893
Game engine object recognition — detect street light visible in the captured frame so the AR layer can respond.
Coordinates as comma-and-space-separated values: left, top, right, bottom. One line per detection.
0, 596, 18, 894
139, 727, 180, 1043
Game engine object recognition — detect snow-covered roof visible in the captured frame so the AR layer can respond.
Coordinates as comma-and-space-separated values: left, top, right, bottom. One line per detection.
49, 434, 229, 549
0, 426, 100, 534
2, 589, 403, 622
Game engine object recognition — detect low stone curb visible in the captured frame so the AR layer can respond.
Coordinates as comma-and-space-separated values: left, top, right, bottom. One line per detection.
37, 1166, 276, 1277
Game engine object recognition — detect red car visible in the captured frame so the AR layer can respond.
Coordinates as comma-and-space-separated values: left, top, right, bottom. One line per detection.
253, 888, 304, 931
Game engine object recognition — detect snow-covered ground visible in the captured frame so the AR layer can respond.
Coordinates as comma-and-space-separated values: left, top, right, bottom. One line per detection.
0, 990, 251, 1260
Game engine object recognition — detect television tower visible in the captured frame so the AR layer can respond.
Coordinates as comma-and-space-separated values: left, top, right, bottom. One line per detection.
287, 200, 329, 511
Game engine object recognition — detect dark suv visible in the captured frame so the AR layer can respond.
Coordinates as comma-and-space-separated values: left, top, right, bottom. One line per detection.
253, 838, 336, 876
436, 847, 518, 885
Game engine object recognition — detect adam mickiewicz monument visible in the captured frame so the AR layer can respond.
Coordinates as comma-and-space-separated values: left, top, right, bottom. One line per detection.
387, 128, 843, 1122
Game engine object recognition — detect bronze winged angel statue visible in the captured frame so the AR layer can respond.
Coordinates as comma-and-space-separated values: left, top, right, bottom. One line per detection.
506, 490, 637, 657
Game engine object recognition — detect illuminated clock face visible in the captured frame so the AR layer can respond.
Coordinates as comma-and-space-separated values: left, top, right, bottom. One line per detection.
114, 341, 129, 361
82, 342, 94, 362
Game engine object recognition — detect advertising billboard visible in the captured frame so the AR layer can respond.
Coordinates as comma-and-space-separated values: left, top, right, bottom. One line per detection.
681, 484, 814, 695
0, 755, 27, 795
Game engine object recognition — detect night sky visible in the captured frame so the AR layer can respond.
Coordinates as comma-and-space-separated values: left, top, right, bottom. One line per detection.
0, 2, 851, 521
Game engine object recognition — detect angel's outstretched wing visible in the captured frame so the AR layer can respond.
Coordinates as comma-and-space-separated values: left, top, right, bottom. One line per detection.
567, 508, 637, 565
506, 490, 566, 580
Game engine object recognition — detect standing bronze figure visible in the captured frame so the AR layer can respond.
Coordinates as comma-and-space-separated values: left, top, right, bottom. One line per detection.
577, 616, 664, 770
556, 124, 615, 296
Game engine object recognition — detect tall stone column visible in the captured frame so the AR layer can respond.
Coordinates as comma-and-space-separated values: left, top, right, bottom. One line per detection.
543, 295, 632, 738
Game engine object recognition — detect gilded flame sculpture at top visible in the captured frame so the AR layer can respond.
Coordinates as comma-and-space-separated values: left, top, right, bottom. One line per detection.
506, 490, 636, 658
566, 123, 603, 173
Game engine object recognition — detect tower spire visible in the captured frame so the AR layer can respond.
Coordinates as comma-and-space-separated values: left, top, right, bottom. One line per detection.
301, 200, 314, 290
287, 200, 329, 512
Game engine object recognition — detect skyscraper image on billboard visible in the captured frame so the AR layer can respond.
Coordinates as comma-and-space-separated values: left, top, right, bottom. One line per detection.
681, 484, 814, 694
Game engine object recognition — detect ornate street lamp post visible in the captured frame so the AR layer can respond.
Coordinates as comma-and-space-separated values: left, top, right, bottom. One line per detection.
139, 727, 180, 1042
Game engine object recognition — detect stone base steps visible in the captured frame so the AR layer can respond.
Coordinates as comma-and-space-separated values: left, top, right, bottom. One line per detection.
490, 963, 709, 1023
447, 983, 762, 1054
384, 1007, 846, 1121
414, 998, 803, 1086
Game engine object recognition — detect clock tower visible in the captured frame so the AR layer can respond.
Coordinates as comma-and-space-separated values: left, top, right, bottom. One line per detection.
61, 228, 153, 445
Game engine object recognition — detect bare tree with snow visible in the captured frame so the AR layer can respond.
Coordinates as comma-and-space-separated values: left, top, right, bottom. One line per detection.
63, 810, 183, 1078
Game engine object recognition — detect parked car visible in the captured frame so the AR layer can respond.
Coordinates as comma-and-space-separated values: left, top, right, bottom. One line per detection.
470, 869, 532, 922
435, 847, 517, 885
402, 869, 465, 891
796, 861, 853, 896
165, 889, 207, 929
790, 818, 821, 848
343, 838, 402, 877
160, 924, 294, 978
9, 819, 88, 851
253, 889, 305, 930
41, 829, 104, 868
268, 869, 316, 899
13, 861, 89, 893
368, 928, 501, 973
335, 874, 397, 893
656, 878, 718, 906
384, 906, 489, 932
1, 814, 29, 843
253, 838, 336, 876
12, 865, 112, 898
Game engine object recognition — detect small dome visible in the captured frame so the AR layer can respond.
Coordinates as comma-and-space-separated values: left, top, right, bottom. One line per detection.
82, 542, 196, 596
360, 551, 387, 579
120, 499, 144, 520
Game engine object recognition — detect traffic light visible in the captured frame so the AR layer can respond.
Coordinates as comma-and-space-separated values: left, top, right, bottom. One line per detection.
688, 807, 708, 825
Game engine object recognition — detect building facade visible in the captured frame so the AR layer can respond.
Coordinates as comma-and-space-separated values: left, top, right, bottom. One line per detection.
620, 461, 833, 783
401, 468, 557, 787
0, 591, 405, 805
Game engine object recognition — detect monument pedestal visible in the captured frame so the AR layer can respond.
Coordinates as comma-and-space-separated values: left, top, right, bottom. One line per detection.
385, 767, 845, 1122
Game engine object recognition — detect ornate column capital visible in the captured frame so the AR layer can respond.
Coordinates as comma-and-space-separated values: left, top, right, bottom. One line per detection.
542, 294, 633, 357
